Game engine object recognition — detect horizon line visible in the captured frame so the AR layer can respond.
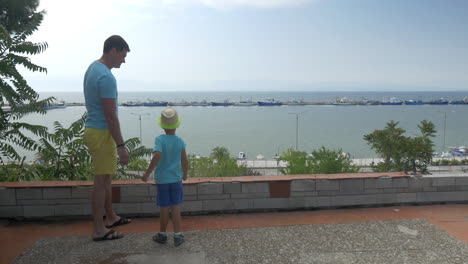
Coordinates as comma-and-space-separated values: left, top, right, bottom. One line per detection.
35, 89, 468, 93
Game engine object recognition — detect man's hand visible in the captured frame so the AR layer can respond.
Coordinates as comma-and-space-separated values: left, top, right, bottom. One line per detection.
117, 147, 129, 166
183, 173, 188, 181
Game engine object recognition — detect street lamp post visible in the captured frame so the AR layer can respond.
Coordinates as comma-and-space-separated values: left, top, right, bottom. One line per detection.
443, 112, 446, 150
437, 111, 451, 152
288, 111, 307, 150
131, 113, 149, 143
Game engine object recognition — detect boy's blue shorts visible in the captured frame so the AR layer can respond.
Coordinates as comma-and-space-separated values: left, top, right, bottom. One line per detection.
156, 181, 184, 207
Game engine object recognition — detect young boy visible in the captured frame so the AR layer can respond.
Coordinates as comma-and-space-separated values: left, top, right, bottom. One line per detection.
142, 107, 188, 247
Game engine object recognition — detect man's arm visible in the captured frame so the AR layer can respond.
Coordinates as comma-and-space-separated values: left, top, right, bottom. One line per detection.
181, 149, 188, 180
102, 98, 128, 165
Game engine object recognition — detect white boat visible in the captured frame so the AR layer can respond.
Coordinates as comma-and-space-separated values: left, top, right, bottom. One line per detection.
449, 146, 468, 156
1, 106, 11, 113
169, 101, 191, 106
191, 100, 210, 106
43, 101, 67, 110
211, 100, 233, 106
122, 101, 143, 106
256, 154, 264, 160
286, 100, 306, 105
234, 100, 257, 106
381, 97, 403, 105
333, 97, 355, 106
237, 152, 246, 160
439, 151, 452, 158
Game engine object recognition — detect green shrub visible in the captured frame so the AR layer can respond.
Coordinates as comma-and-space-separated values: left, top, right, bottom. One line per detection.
126, 158, 149, 171
188, 146, 258, 177
440, 159, 450, 166
364, 120, 436, 173
279, 147, 358, 175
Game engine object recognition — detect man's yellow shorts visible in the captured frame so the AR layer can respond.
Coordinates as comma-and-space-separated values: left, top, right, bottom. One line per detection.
83, 127, 117, 175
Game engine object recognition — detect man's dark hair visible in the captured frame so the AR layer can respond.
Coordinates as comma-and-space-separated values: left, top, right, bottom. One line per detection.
103, 35, 130, 53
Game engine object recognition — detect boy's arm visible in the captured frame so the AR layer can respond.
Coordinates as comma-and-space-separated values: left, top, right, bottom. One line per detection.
181, 149, 188, 181
142, 151, 161, 182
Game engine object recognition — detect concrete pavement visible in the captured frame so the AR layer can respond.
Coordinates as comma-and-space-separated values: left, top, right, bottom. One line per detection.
3, 204, 468, 264
12, 219, 468, 263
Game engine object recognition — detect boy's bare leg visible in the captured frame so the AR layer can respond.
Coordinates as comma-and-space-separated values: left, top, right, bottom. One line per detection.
159, 206, 170, 232
92, 175, 113, 238
170, 205, 182, 233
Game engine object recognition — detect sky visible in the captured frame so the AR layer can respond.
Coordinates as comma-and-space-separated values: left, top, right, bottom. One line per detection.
23, 0, 468, 92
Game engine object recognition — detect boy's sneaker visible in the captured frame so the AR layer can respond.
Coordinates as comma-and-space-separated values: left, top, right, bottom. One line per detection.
174, 234, 185, 247
152, 233, 167, 244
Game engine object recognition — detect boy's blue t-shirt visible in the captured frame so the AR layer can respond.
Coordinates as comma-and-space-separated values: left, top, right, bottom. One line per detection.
83, 61, 118, 129
154, 135, 186, 184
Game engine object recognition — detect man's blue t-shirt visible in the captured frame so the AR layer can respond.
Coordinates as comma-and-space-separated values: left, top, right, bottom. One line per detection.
83, 61, 118, 129
153, 135, 186, 184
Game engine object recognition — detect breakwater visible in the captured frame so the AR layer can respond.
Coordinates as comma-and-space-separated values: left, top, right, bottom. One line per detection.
45, 99, 468, 108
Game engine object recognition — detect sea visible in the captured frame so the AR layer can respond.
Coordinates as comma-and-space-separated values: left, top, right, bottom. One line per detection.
13, 91, 468, 162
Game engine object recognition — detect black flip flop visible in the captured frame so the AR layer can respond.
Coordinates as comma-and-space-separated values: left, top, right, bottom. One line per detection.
93, 230, 124, 241
105, 217, 131, 228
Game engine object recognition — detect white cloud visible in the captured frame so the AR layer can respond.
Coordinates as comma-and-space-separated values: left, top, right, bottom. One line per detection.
161, 0, 320, 9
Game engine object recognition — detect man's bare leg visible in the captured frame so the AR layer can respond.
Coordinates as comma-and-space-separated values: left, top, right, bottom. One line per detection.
103, 174, 120, 226
92, 174, 121, 239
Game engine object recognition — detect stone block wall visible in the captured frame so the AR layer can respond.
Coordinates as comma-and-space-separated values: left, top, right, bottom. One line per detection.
0, 173, 467, 219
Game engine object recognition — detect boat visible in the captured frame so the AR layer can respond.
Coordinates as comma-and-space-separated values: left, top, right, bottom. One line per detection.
439, 151, 452, 158
191, 100, 210, 106
211, 100, 233, 106
428, 98, 449, 105
366, 100, 380, 105
1, 106, 12, 113
143, 100, 168, 107
285, 100, 306, 106
380, 97, 403, 105
258, 98, 282, 106
237, 152, 246, 160
449, 146, 468, 156
405, 99, 424, 105
356, 98, 369, 105
234, 100, 257, 106
450, 97, 468, 105
450, 100, 468, 105
169, 101, 191, 106
122, 101, 143, 106
333, 97, 355, 106
43, 101, 67, 110
235, 101, 257, 106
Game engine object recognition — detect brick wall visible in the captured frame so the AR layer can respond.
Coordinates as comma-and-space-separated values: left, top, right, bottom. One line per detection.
1, 173, 467, 219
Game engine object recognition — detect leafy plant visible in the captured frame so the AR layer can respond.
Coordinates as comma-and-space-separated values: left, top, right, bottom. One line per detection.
278, 149, 310, 175
188, 146, 259, 177
126, 158, 149, 171
0, 162, 43, 182
0, 113, 153, 182
364, 120, 436, 173
35, 113, 93, 180
0, 0, 42, 34
116, 138, 153, 179
279, 147, 358, 175
0, 2, 53, 162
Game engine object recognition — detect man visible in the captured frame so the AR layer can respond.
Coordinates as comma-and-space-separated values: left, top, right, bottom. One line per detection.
83, 35, 131, 241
